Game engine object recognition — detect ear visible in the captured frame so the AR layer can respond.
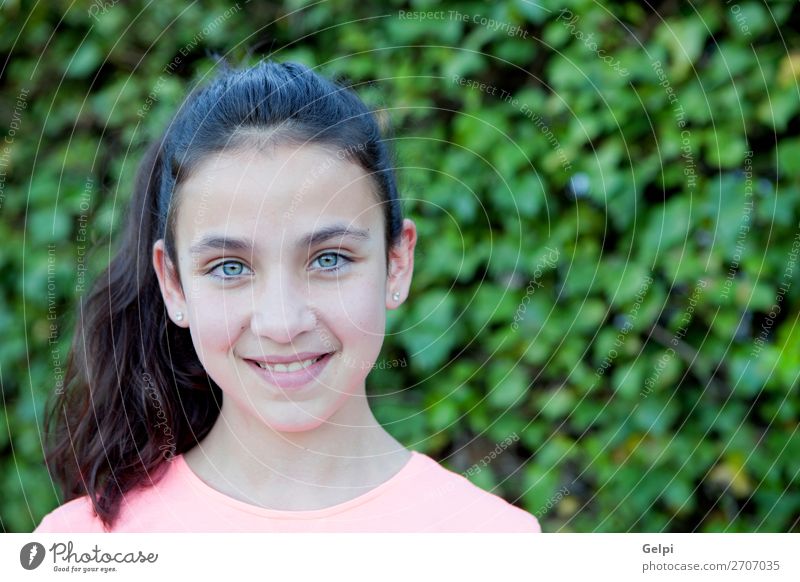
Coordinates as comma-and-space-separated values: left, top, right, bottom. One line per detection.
152, 239, 189, 328
386, 218, 417, 309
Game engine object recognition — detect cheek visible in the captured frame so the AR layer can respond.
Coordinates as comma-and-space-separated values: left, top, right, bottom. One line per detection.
334, 278, 386, 338
188, 287, 249, 351
328, 280, 386, 378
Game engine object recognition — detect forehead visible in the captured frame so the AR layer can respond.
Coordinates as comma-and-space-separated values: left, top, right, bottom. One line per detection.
174, 144, 382, 240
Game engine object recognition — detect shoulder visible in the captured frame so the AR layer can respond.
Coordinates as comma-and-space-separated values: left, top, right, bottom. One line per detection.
33, 457, 184, 533
34, 496, 108, 533
408, 453, 542, 532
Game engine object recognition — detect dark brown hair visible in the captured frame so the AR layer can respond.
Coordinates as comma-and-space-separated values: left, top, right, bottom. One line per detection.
42, 58, 403, 531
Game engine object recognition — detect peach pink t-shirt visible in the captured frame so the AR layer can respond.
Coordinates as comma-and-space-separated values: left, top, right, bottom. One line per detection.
34, 451, 541, 533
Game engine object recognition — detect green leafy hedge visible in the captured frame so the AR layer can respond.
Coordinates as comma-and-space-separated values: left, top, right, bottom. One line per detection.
1, 0, 798, 532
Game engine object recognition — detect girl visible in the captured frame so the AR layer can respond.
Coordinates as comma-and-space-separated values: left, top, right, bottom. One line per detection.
35, 59, 541, 533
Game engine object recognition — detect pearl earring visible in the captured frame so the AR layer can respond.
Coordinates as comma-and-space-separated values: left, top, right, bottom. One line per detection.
174, 311, 184, 322
392, 292, 400, 301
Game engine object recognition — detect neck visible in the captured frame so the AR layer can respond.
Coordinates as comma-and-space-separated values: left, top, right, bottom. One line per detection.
182, 392, 411, 510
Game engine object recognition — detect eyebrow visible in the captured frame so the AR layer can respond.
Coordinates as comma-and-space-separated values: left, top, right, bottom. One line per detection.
188, 224, 371, 255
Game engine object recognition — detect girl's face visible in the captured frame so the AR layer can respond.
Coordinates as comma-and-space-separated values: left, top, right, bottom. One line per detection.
152, 143, 415, 433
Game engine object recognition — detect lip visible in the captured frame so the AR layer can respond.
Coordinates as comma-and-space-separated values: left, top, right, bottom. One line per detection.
244, 352, 333, 390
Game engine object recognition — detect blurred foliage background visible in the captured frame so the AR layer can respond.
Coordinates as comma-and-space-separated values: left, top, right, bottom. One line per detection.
1, 0, 799, 532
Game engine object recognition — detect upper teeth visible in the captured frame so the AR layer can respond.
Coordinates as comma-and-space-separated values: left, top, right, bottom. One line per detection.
255, 356, 321, 373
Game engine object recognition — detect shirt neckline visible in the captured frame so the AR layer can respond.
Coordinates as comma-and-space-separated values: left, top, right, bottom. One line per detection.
173, 450, 423, 520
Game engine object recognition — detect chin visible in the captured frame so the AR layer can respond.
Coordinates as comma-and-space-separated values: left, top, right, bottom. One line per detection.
261, 412, 330, 434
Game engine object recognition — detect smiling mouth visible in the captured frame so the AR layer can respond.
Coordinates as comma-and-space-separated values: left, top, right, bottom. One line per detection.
249, 354, 329, 373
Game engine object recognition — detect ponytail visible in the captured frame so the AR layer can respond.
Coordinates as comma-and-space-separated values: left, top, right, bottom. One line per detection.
42, 138, 221, 531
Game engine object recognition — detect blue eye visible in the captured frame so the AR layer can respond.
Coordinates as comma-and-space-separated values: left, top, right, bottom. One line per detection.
313, 252, 351, 272
208, 260, 251, 280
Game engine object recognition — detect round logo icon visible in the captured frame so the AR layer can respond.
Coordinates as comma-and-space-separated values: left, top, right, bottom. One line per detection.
20, 542, 46, 570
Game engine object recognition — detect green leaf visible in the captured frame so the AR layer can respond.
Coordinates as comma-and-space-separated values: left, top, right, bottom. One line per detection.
65, 42, 103, 79
487, 360, 530, 409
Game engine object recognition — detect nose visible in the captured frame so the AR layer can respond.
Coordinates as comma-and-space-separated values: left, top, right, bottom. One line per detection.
249, 271, 316, 343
